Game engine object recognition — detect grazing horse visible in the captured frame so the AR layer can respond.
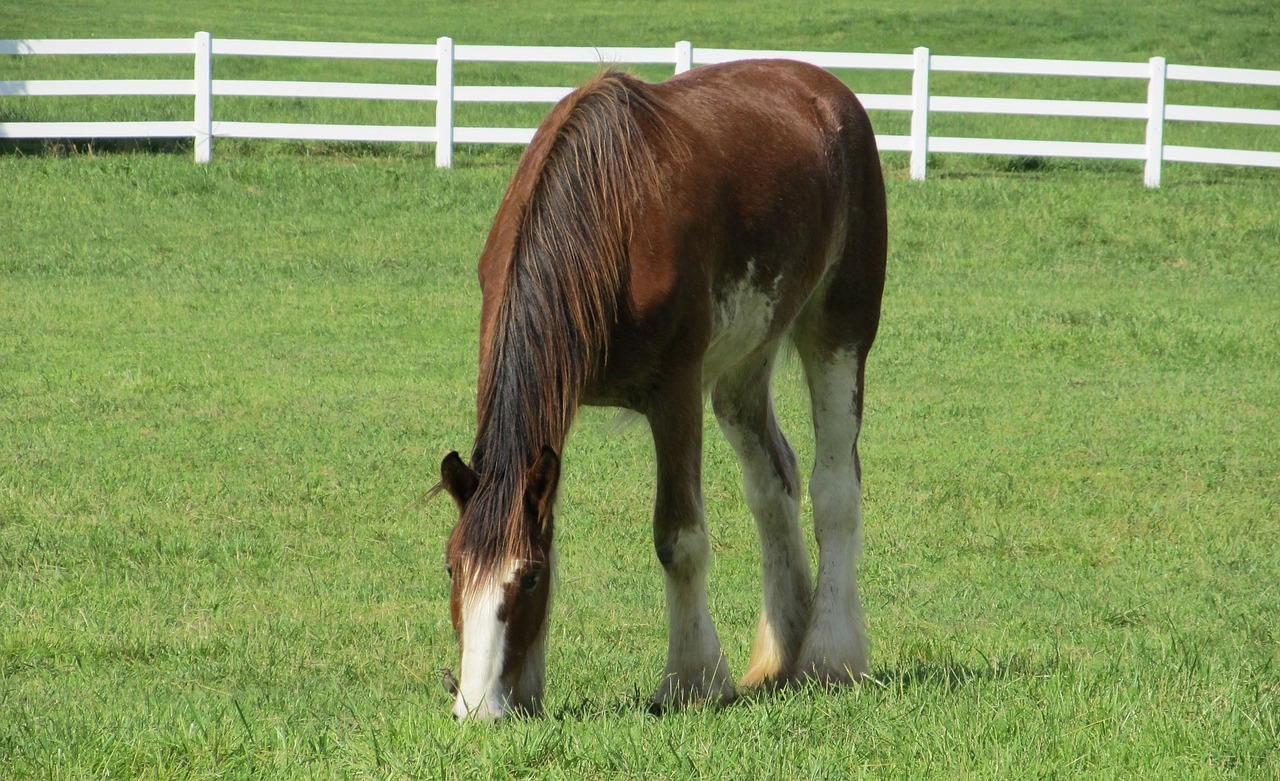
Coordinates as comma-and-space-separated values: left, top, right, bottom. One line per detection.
437, 59, 887, 720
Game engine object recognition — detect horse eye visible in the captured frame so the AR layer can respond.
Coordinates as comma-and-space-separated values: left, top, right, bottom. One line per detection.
520, 571, 540, 592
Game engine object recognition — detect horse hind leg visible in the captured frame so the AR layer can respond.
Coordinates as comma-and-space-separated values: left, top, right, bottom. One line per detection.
793, 342, 870, 685
712, 345, 813, 689
788, 119, 885, 686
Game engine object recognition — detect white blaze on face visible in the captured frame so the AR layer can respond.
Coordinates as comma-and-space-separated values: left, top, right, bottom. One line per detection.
453, 560, 518, 720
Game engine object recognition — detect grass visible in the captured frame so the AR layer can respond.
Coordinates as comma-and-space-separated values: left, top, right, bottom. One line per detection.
2, 0, 1278, 167
3, 1, 1280, 778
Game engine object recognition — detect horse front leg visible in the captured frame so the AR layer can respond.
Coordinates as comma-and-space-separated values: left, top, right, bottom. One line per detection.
646, 377, 734, 712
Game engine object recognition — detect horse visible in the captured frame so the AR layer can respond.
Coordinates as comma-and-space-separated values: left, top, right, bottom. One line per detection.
436, 58, 887, 720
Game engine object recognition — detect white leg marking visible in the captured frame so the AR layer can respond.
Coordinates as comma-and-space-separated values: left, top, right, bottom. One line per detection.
798, 352, 869, 684
656, 525, 734, 707
717, 404, 812, 686
453, 560, 517, 720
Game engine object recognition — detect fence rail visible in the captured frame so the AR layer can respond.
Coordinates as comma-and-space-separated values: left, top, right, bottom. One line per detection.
2, 34, 1278, 186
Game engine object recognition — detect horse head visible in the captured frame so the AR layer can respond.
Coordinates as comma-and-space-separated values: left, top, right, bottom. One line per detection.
439, 446, 560, 720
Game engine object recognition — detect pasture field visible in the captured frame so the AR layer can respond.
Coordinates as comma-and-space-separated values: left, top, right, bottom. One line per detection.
3, 1, 1279, 779
3, 0, 1280, 158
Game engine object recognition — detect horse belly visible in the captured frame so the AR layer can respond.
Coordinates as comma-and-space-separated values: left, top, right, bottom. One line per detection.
701, 268, 787, 388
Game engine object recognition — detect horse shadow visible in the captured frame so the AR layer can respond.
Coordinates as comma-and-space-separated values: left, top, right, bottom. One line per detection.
536, 653, 1057, 721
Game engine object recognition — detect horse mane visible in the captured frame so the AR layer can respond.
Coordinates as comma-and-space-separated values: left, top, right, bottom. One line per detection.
455, 70, 676, 573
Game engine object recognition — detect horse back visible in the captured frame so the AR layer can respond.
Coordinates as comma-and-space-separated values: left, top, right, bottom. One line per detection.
598, 60, 886, 404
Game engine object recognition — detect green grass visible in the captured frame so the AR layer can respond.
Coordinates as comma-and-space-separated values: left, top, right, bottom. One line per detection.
3, 2, 1280, 779
2, 0, 1278, 167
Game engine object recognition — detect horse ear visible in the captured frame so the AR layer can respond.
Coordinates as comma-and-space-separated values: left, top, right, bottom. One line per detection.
525, 446, 560, 539
440, 451, 478, 510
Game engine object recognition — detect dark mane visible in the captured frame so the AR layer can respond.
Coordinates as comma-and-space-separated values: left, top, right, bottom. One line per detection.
456, 70, 675, 571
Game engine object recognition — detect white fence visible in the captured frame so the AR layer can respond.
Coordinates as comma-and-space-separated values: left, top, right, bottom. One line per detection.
2, 34, 1279, 187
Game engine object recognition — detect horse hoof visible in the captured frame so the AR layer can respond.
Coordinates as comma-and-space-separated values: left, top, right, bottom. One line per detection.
795, 659, 869, 689
650, 673, 736, 714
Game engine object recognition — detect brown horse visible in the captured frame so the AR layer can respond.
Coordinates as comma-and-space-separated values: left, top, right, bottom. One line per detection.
437, 58, 887, 720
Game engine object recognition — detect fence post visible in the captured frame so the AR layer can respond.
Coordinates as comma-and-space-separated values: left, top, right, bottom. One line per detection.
194, 31, 212, 163
435, 36, 454, 169
1144, 56, 1166, 188
675, 40, 693, 74
910, 46, 930, 181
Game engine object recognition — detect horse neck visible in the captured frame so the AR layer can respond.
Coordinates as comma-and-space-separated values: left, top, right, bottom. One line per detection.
471, 380, 577, 483
469, 70, 664, 477
471, 275, 595, 478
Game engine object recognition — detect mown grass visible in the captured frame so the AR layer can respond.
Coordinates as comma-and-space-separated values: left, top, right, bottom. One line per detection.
3, 1, 1279, 779
3, 146, 1277, 780
2, 0, 1278, 168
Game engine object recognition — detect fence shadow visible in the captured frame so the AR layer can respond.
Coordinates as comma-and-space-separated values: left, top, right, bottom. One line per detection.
0, 137, 193, 157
